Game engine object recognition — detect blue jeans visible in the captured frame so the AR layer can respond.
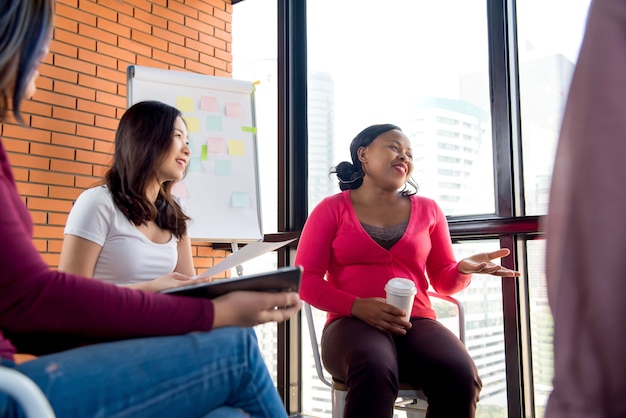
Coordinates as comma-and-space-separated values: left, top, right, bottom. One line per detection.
0, 327, 287, 418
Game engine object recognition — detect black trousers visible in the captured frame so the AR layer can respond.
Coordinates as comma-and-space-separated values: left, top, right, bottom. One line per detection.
321, 316, 482, 418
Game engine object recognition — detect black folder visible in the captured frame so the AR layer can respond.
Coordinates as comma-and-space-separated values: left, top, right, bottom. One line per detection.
159, 265, 302, 299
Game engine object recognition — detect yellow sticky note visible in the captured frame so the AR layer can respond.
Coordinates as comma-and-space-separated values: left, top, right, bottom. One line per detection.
176, 97, 195, 113
228, 139, 245, 156
184, 116, 200, 133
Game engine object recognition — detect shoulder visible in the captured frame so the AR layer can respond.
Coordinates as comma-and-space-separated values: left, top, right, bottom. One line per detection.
72, 185, 116, 215
311, 191, 350, 213
409, 194, 445, 217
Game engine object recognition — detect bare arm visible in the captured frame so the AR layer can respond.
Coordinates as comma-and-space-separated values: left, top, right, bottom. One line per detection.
174, 234, 195, 276
57, 234, 102, 277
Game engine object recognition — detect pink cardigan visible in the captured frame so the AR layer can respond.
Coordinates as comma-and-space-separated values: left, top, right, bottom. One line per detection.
295, 190, 470, 325
0, 142, 214, 361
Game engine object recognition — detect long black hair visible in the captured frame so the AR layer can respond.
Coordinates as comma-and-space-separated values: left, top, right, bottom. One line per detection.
331, 123, 418, 195
0, 0, 53, 124
104, 101, 190, 238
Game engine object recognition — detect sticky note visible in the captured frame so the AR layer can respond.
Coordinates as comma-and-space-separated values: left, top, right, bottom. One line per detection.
176, 97, 194, 113
207, 137, 227, 154
200, 144, 208, 161
228, 139, 245, 156
231, 192, 249, 208
171, 180, 188, 198
215, 159, 232, 176
241, 126, 257, 133
225, 102, 243, 118
184, 116, 200, 133
200, 96, 219, 112
206, 115, 223, 131
188, 156, 201, 172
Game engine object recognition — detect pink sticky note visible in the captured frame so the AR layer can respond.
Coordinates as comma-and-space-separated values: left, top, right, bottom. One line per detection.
200, 96, 219, 112
225, 102, 243, 118
207, 137, 227, 154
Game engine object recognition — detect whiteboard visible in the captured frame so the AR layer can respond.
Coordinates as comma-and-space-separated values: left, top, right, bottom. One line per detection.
127, 65, 262, 243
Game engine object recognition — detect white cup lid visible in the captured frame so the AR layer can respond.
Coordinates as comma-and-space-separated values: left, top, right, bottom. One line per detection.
385, 278, 417, 296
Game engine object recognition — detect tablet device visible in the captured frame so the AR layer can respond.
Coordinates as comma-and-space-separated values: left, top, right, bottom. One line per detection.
159, 265, 302, 299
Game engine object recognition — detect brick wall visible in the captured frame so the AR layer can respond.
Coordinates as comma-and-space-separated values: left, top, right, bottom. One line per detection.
0, 0, 236, 276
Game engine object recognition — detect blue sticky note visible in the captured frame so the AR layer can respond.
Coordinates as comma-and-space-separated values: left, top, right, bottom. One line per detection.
188, 156, 201, 172
215, 159, 231, 176
231, 192, 249, 208
206, 115, 223, 131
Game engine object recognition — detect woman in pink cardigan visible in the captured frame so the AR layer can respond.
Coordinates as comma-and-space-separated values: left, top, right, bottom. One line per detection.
295, 124, 519, 418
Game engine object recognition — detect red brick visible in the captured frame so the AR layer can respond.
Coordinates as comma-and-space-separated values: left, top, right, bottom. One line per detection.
97, 42, 137, 64
52, 107, 95, 126
2, 138, 30, 154
78, 24, 118, 46
30, 142, 76, 161
6, 153, 50, 170
168, 1, 198, 19
12, 168, 29, 182
50, 159, 93, 175
95, 91, 126, 109
49, 38, 80, 58
78, 49, 118, 70
80, 1, 118, 22
96, 66, 127, 85
32, 90, 78, 110
31, 116, 77, 135
49, 185, 82, 200
199, 32, 226, 50
48, 212, 69, 227
198, 11, 226, 29
16, 182, 49, 197
76, 149, 114, 166
94, 140, 115, 155
118, 37, 153, 58
94, 115, 119, 131
30, 170, 76, 187
76, 99, 117, 119
186, 38, 215, 56
168, 43, 199, 61
33, 239, 48, 252
53, 30, 92, 52
131, 29, 168, 51
124, 0, 151, 13
55, 4, 96, 26
152, 49, 185, 68
47, 239, 64, 253
78, 73, 118, 94
54, 55, 97, 76
54, 15, 78, 33
76, 124, 115, 142
186, 60, 217, 75
51, 132, 94, 151
39, 63, 78, 84
54, 81, 96, 100
199, 54, 227, 71
75, 176, 101, 189
168, 21, 199, 40
2, 124, 52, 143
151, 4, 184, 25
28, 197, 73, 213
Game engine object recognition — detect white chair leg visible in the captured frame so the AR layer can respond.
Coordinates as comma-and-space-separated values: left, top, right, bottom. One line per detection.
0, 367, 56, 418
331, 387, 346, 418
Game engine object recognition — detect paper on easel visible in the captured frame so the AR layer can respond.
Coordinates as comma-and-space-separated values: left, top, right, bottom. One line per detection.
194, 238, 297, 279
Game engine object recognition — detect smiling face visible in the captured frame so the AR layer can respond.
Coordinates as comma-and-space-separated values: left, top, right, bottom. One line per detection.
157, 116, 191, 184
357, 129, 414, 191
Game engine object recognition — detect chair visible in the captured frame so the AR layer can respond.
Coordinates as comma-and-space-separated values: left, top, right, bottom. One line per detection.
303, 291, 465, 418
0, 366, 56, 417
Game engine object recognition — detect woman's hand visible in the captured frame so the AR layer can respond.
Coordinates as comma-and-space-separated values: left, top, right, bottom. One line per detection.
350, 298, 411, 335
458, 248, 520, 277
212, 291, 302, 328
126, 273, 211, 293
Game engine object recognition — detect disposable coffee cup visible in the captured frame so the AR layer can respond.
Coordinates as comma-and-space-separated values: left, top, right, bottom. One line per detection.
385, 278, 417, 322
